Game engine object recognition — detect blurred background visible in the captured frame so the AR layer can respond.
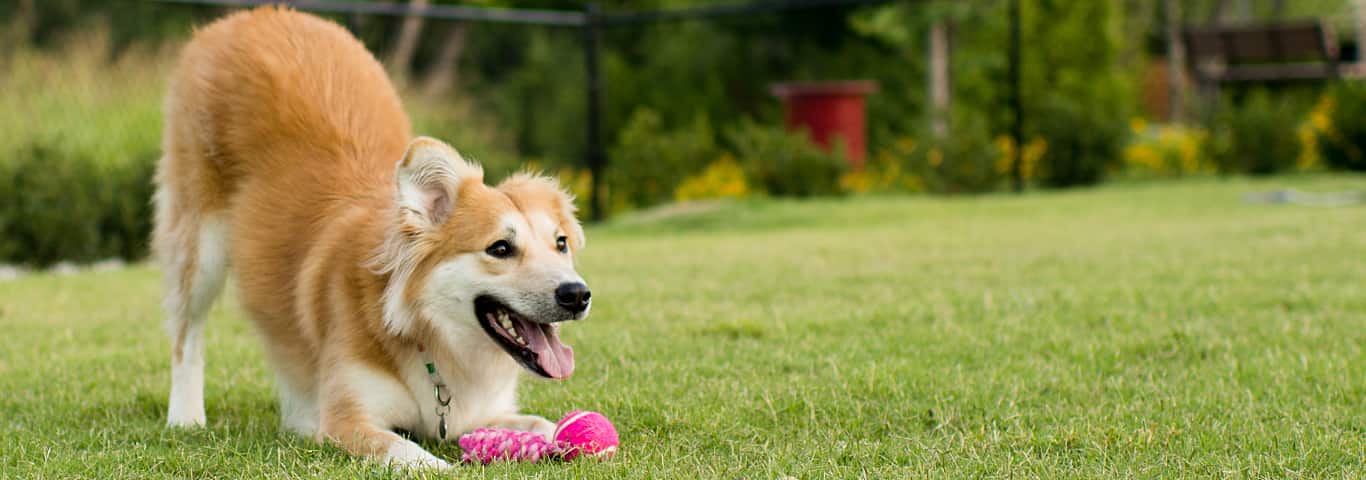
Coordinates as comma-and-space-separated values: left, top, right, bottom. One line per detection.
1, 0, 1364, 268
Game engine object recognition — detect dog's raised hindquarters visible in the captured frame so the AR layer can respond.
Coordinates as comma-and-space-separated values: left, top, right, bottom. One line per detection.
153, 7, 591, 468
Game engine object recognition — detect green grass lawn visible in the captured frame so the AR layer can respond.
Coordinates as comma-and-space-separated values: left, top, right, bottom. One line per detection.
2, 175, 1364, 478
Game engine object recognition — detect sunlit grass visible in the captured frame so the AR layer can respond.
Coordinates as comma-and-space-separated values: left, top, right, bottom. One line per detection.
2, 174, 1363, 478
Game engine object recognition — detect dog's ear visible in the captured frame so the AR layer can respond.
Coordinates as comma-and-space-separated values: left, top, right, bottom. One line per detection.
395, 137, 482, 229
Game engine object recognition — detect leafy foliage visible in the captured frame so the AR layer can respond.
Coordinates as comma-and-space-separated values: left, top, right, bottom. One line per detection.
1209, 91, 1307, 175
906, 113, 1004, 194
608, 108, 720, 209
1031, 98, 1130, 187
726, 121, 848, 197
1319, 81, 1366, 171
1121, 121, 1212, 178
673, 154, 752, 202
3, 0, 1357, 267
0, 142, 156, 266
1021, 0, 1133, 187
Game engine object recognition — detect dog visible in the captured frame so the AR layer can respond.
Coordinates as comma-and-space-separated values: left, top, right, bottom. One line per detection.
153, 7, 590, 468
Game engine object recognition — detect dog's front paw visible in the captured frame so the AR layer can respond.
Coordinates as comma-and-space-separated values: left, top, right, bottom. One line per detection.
482, 414, 556, 441
384, 440, 450, 470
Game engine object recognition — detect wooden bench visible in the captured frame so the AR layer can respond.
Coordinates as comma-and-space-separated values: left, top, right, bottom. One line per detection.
1183, 20, 1345, 84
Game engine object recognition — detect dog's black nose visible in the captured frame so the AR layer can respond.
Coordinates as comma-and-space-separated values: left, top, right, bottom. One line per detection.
555, 282, 591, 313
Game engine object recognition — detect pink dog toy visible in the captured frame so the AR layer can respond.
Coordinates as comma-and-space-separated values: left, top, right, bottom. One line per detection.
458, 410, 619, 464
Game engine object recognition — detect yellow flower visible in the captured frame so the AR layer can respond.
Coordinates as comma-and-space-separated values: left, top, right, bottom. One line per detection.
895, 137, 917, 155
993, 135, 1046, 179
1309, 95, 1333, 132
1129, 117, 1148, 134
840, 170, 873, 193
553, 166, 594, 210
674, 155, 751, 201
842, 147, 910, 194
1296, 124, 1321, 170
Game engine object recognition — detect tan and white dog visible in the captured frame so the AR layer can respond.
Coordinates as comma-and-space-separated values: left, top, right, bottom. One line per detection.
153, 7, 590, 468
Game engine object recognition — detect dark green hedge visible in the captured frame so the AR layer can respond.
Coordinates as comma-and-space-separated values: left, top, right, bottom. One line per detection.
0, 142, 156, 267
1209, 91, 1307, 176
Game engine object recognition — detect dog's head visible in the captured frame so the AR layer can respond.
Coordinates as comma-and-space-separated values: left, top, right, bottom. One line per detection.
373, 137, 588, 379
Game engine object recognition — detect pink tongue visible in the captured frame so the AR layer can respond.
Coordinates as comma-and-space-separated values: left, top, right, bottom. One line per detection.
519, 320, 574, 379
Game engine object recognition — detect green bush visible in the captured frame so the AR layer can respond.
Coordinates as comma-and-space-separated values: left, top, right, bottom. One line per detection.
726, 121, 848, 197
608, 108, 720, 209
1209, 91, 1305, 175
0, 142, 156, 266
1319, 82, 1366, 171
0, 34, 163, 266
906, 113, 1004, 194
1031, 97, 1129, 187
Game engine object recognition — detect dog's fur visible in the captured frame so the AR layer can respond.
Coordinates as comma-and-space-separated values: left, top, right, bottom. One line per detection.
154, 7, 589, 468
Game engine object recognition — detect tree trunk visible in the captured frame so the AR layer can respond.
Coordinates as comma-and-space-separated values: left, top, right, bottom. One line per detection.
387, 0, 430, 85
928, 19, 952, 138
7, 0, 37, 46
422, 22, 469, 97
1165, 0, 1185, 123
1232, 0, 1252, 22
1357, 0, 1366, 66
1208, 0, 1230, 24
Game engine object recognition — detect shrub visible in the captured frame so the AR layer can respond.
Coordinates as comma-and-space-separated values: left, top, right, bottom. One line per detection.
725, 121, 847, 197
1209, 91, 1305, 175
609, 108, 720, 209
841, 138, 921, 194
1030, 97, 1129, 187
993, 134, 1047, 186
0, 34, 163, 266
1319, 82, 1366, 171
1295, 95, 1333, 171
674, 154, 752, 202
849, 115, 1009, 195
908, 113, 1005, 194
1121, 121, 1212, 178
0, 142, 156, 266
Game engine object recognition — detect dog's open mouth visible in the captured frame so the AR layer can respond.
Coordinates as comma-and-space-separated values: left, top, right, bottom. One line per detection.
474, 296, 574, 379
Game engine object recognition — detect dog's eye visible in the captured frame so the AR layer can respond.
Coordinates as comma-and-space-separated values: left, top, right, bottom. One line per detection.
556, 236, 569, 253
485, 240, 514, 259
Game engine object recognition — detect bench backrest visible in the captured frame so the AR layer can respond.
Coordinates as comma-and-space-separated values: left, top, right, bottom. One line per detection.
1183, 20, 1339, 83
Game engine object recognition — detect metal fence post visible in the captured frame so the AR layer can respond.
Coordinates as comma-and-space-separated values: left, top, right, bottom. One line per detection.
346, 12, 362, 38
583, 3, 606, 222
1008, 0, 1024, 193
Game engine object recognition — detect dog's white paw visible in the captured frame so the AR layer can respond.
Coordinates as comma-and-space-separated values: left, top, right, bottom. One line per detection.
384, 441, 450, 470
526, 416, 556, 440
166, 406, 206, 428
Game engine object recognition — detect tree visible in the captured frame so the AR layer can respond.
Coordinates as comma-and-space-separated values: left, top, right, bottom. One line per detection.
387, 0, 429, 84
1166, 0, 1185, 123
422, 22, 468, 96
928, 18, 952, 138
